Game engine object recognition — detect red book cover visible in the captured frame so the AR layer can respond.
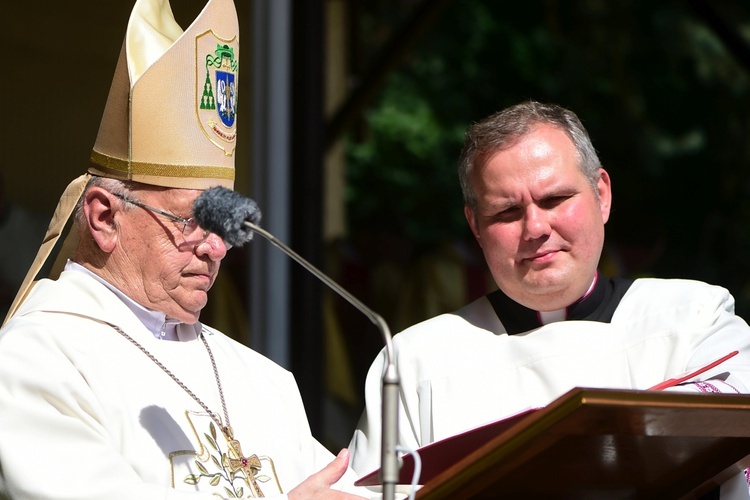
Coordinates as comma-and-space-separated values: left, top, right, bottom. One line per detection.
648, 350, 738, 390
354, 407, 539, 487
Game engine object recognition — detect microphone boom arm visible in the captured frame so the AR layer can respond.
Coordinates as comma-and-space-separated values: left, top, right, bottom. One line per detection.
244, 221, 401, 500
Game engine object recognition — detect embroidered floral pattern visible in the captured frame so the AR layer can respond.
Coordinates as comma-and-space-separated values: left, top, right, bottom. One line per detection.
183, 421, 277, 498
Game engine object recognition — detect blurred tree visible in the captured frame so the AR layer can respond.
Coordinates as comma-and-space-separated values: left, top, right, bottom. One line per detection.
344, 0, 750, 317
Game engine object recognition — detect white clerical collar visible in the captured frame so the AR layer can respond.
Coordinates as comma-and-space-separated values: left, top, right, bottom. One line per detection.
537, 274, 599, 326
65, 260, 180, 340
538, 309, 566, 325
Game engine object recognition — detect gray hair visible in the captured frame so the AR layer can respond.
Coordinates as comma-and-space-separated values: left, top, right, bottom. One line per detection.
458, 101, 602, 211
73, 176, 139, 228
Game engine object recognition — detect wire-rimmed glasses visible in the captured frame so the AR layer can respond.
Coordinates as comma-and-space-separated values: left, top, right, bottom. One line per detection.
112, 192, 211, 246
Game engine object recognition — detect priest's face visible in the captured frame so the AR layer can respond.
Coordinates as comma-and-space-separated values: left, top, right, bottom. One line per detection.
114, 187, 229, 324
465, 123, 612, 311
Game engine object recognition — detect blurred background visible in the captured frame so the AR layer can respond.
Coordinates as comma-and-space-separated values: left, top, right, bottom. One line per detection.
3, 0, 750, 452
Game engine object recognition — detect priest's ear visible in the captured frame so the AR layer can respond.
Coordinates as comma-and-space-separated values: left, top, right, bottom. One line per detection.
465, 205, 482, 247
597, 168, 613, 224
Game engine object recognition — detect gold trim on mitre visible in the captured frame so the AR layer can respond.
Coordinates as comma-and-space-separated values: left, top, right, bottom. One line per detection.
89, 150, 235, 188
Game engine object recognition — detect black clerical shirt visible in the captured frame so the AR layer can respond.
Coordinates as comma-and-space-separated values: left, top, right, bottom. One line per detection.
486, 274, 634, 335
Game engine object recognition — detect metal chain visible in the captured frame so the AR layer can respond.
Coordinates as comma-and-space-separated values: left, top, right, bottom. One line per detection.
199, 330, 232, 434
110, 324, 232, 438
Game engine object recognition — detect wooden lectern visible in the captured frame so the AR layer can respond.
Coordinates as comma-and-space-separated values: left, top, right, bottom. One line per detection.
356, 388, 750, 498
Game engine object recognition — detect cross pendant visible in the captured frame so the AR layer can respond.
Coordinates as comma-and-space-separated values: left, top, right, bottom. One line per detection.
226, 437, 265, 497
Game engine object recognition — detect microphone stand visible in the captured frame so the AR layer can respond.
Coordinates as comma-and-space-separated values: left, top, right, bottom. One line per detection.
245, 221, 400, 500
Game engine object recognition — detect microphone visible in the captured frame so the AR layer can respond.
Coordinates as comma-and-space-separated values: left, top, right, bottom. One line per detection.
192, 187, 262, 247
194, 186, 401, 500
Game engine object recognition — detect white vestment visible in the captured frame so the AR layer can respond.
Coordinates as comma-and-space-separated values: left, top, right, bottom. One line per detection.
0, 269, 365, 499
349, 278, 750, 497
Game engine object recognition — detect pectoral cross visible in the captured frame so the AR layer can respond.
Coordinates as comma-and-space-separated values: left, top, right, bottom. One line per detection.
226, 437, 265, 497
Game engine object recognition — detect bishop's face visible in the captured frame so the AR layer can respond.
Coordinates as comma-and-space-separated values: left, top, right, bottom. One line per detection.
113, 187, 230, 324
465, 123, 612, 311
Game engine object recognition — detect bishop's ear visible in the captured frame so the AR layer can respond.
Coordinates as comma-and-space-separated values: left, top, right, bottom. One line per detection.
82, 187, 119, 253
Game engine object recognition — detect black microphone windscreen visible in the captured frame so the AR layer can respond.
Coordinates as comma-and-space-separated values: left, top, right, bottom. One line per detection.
193, 187, 262, 247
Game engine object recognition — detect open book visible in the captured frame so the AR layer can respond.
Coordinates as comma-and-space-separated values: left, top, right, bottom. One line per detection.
355, 406, 539, 487
355, 350, 739, 487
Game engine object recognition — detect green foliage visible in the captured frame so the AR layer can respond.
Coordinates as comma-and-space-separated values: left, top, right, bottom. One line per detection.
344, 0, 750, 314
346, 72, 467, 243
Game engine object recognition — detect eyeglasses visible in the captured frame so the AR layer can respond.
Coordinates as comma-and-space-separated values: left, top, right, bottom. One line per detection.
112, 192, 210, 246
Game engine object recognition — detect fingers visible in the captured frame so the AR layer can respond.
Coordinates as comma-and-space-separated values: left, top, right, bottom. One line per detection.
289, 449, 363, 499
317, 448, 350, 486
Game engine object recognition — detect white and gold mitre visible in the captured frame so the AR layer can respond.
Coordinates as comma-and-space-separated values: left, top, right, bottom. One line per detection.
89, 0, 239, 190
3, 0, 240, 324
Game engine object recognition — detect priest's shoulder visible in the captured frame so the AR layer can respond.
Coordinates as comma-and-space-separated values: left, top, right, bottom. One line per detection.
628, 277, 734, 300
394, 295, 500, 344
622, 277, 738, 317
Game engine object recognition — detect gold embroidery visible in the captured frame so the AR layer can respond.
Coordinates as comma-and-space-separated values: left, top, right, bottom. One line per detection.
170, 411, 282, 498
89, 150, 235, 180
